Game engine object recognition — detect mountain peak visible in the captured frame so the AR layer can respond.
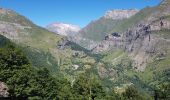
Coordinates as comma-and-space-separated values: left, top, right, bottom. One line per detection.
104, 9, 139, 19
0, 8, 7, 14
0, 8, 17, 18
46, 23, 81, 36
160, 0, 170, 4
0, 8, 33, 26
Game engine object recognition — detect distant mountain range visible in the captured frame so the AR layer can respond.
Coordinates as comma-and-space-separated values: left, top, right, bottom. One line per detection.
46, 23, 81, 36
46, 9, 138, 37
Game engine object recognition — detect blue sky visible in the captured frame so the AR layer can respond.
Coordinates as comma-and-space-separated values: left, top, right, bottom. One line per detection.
0, 0, 160, 27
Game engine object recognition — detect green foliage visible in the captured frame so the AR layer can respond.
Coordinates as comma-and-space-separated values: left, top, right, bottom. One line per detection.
22, 47, 60, 76
0, 35, 12, 47
156, 82, 170, 99
0, 45, 59, 99
73, 73, 105, 99
122, 86, 152, 100
0, 45, 30, 71
0, 36, 120, 99
72, 73, 121, 100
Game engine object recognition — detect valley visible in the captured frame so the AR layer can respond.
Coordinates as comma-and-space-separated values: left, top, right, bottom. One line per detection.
0, 0, 170, 99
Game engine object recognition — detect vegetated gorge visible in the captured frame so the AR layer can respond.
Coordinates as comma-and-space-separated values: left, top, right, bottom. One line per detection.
0, 0, 170, 100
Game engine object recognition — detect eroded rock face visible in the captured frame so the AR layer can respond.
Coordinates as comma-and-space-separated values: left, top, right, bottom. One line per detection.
92, 33, 122, 53
0, 21, 31, 41
57, 37, 70, 50
104, 9, 139, 20
93, 16, 170, 71
123, 19, 170, 71
150, 19, 170, 31
0, 82, 9, 97
0, 8, 13, 15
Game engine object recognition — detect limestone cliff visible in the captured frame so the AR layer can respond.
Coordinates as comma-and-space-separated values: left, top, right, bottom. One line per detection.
93, 12, 170, 71
104, 9, 138, 19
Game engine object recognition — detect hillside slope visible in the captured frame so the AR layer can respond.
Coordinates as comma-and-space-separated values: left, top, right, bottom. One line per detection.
0, 8, 102, 83
85, 0, 170, 92
74, 9, 138, 48
0, 8, 95, 77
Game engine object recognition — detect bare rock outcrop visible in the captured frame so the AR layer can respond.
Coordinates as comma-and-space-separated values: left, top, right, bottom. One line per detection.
0, 82, 9, 98
104, 9, 139, 20
92, 32, 122, 53
93, 16, 170, 71
0, 21, 31, 42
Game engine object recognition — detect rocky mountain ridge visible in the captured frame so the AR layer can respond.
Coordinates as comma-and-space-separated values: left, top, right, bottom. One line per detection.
104, 9, 139, 19
93, 12, 170, 71
74, 9, 139, 46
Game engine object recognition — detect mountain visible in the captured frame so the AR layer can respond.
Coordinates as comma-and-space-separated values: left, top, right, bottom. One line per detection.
0, 8, 64, 75
80, 0, 170, 90
73, 0, 170, 95
0, 7, 99, 84
46, 23, 81, 36
74, 9, 138, 48
0, 9, 115, 99
75, 0, 170, 49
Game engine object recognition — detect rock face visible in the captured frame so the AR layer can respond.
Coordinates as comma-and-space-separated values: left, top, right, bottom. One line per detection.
0, 21, 31, 41
93, 15, 170, 71
0, 8, 32, 43
46, 23, 81, 36
104, 9, 139, 19
0, 82, 9, 98
57, 37, 70, 50
92, 33, 122, 52
0, 8, 10, 14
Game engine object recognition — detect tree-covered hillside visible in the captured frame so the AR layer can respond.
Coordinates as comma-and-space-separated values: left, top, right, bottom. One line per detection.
0, 35, 116, 99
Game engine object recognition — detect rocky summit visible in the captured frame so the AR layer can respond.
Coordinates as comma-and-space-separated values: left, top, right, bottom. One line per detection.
46, 23, 81, 36
104, 9, 139, 19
